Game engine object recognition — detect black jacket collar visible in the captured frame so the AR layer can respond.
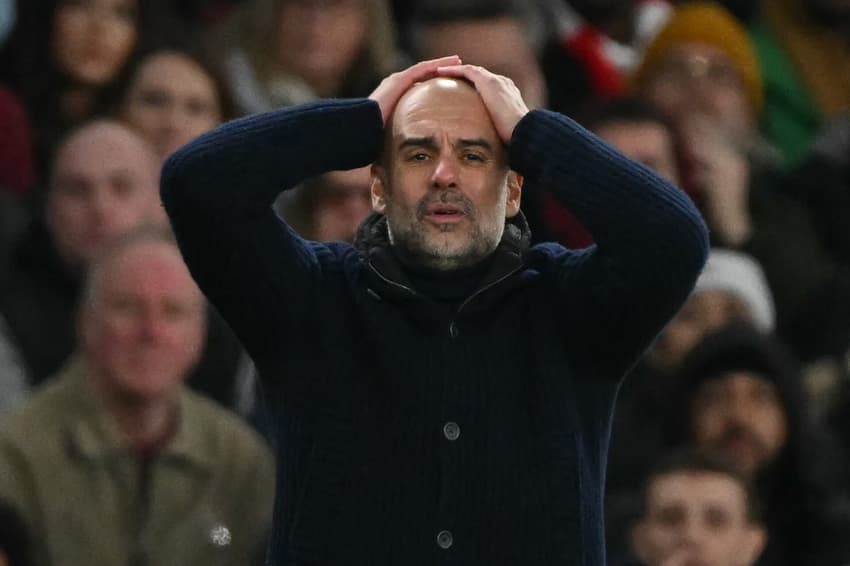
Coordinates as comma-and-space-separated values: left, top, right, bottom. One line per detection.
354, 212, 531, 314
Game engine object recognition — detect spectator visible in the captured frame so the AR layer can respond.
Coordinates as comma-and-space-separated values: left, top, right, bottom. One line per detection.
408, 0, 547, 108
115, 46, 235, 159
750, 0, 850, 165
281, 166, 373, 243
0, 0, 161, 181
534, 96, 687, 248
606, 248, 774, 562
667, 323, 850, 566
1, 120, 164, 385
632, 1, 850, 363
0, 227, 275, 566
0, 120, 246, 410
539, 0, 672, 116
214, 0, 402, 113
626, 449, 766, 566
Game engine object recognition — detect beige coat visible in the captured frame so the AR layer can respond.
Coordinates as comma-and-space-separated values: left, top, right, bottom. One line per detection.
0, 359, 275, 566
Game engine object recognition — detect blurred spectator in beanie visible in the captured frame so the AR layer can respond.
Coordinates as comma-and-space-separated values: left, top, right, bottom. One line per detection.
214, 0, 402, 114
666, 323, 850, 566
606, 248, 774, 561
0, 120, 247, 410
408, 0, 547, 109
115, 45, 236, 159
750, 0, 850, 166
0, 227, 274, 566
539, 0, 673, 117
632, 1, 850, 364
281, 166, 373, 243
625, 449, 766, 566
0, 0, 164, 183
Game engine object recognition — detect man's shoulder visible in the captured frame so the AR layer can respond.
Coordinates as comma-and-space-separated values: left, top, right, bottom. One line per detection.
0, 375, 78, 444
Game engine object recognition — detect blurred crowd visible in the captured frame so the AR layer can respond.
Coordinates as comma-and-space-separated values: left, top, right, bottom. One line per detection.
0, 0, 848, 565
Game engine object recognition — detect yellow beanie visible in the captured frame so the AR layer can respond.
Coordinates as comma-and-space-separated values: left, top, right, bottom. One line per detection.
633, 2, 763, 115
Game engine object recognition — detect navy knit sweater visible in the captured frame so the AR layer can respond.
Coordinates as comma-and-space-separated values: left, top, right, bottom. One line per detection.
161, 99, 709, 566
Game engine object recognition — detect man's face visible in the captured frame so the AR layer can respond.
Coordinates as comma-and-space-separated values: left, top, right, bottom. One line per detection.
643, 43, 754, 143
312, 166, 373, 242
80, 241, 205, 404
594, 119, 680, 185
651, 291, 752, 372
371, 78, 521, 270
691, 372, 788, 477
52, 0, 138, 87
47, 122, 163, 268
632, 471, 766, 566
120, 51, 222, 158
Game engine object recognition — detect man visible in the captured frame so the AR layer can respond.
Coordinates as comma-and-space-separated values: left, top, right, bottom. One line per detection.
0, 228, 275, 566
668, 323, 850, 566
628, 450, 767, 566
0, 119, 246, 408
161, 56, 708, 565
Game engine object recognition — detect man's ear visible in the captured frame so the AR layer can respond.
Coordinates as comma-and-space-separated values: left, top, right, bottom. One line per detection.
370, 163, 387, 214
505, 170, 523, 218
737, 524, 767, 566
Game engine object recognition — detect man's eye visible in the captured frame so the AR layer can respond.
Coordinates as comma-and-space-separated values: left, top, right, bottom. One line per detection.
409, 153, 429, 161
463, 152, 484, 162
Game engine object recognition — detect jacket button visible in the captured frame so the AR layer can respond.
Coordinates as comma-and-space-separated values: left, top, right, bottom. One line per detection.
449, 322, 459, 339
436, 530, 453, 549
443, 421, 460, 441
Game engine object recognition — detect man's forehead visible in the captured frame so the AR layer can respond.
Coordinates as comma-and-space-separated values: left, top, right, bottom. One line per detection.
390, 78, 497, 141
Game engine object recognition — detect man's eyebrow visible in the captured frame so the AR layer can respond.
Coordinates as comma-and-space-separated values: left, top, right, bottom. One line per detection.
398, 136, 438, 150
456, 138, 494, 152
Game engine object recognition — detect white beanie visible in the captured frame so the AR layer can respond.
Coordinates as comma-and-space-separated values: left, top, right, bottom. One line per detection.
693, 248, 776, 331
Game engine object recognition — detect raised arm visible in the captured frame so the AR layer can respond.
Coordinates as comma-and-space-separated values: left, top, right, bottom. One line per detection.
161, 57, 461, 363
438, 64, 709, 376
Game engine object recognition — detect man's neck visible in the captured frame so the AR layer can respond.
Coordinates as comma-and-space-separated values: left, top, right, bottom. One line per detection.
90, 375, 178, 454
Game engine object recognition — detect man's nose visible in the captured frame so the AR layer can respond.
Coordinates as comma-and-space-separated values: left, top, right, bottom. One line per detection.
431, 156, 459, 189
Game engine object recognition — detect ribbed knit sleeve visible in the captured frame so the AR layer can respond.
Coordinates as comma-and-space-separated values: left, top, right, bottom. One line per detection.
510, 109, 710, 376
160, 99, 384, 362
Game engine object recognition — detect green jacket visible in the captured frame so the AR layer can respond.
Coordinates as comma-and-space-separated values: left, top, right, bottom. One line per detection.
0, 359, 275, 566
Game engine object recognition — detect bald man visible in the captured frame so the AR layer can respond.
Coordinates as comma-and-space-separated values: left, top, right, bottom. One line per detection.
162, 57, 709, 565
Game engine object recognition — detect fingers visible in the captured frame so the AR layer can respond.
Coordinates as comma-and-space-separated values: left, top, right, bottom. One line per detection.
369, 56, 462, 124
435, 64, 529, 143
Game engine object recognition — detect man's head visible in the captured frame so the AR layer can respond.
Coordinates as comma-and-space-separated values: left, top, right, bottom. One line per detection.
631, 449, 766, 566
673, 324, 799, 478
370, 77, 522, 270
650, 249, 775, 373
118, 49, 230, 159
633, 2, 762, 143
411, 0, 546, 108
79, 227, 205, 406
47, 119, 164, 269
585, 98, 683, 186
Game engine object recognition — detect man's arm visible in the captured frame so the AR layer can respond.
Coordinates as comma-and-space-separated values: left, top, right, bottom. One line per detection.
161, 57, 461, 364
438, 65, 709, 377
160, 100, 382, 361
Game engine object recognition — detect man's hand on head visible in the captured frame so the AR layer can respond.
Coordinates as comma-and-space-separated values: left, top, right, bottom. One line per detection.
369, 56, 462, 125
435, 64, 530, 144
